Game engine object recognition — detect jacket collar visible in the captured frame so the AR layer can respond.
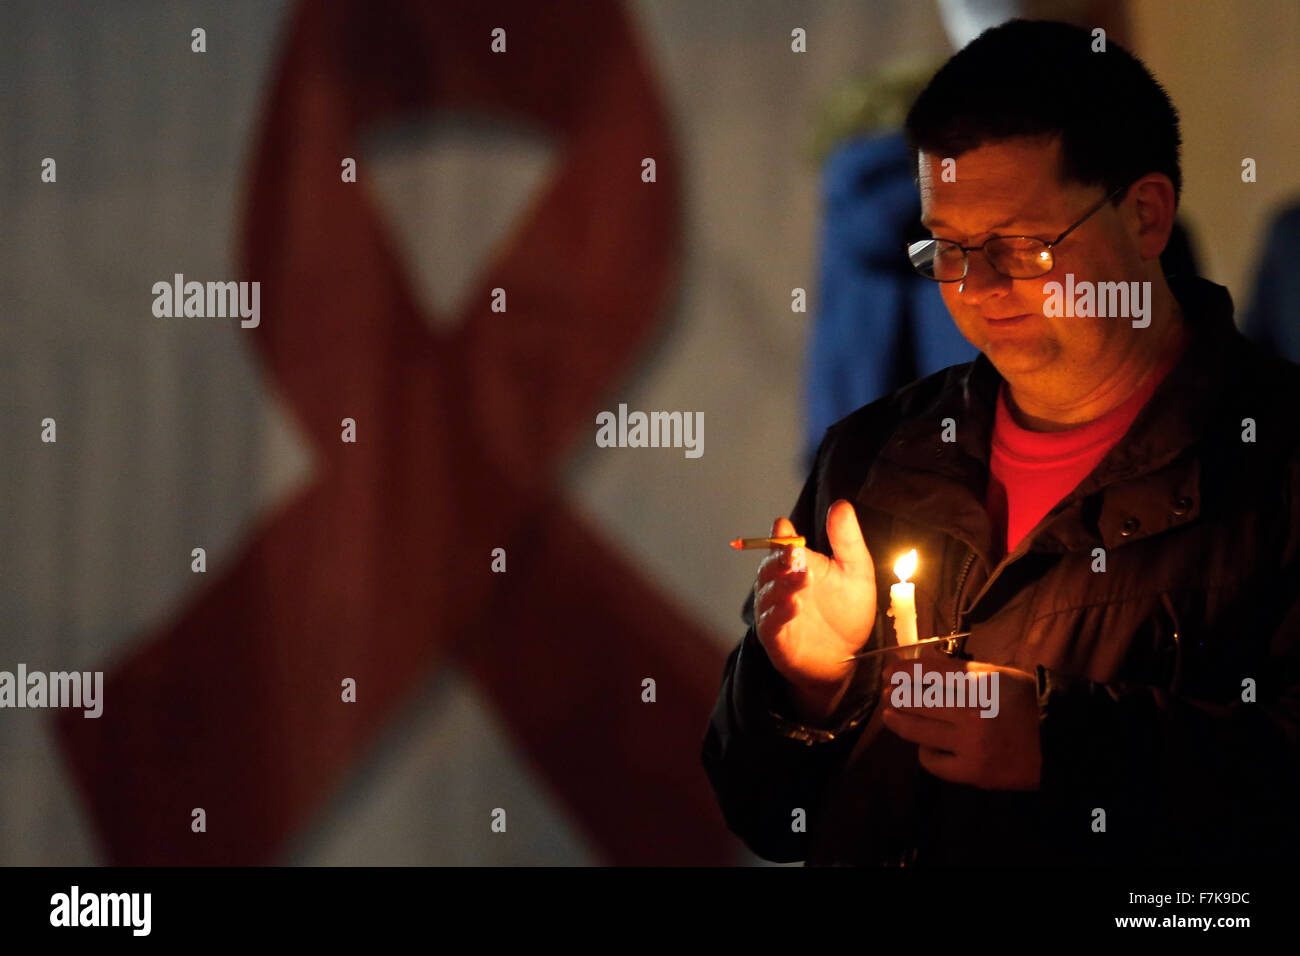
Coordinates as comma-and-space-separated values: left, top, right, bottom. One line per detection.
860, 277, 1240, 562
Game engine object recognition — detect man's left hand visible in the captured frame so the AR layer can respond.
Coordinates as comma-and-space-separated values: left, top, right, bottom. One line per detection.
879, 645, 1042, 790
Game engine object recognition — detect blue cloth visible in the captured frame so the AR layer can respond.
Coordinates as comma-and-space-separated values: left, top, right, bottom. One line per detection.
804, 132, 976, 466
1242, 202, 1300, 362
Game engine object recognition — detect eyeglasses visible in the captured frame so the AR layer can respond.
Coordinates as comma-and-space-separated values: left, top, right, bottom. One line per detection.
905, 184, 1128, 282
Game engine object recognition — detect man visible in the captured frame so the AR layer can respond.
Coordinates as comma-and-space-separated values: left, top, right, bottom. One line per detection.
701, 19, 1300, 865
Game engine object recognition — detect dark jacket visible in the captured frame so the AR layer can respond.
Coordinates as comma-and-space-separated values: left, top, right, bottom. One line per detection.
702, 276, 1300, 865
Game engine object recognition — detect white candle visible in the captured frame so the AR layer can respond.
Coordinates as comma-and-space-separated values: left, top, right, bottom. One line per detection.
889, 549, 919, 646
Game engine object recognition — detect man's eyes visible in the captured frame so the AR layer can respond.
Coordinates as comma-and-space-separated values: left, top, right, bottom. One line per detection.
932, 232, 1047, 245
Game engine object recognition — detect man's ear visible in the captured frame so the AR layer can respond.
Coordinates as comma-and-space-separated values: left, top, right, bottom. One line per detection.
1124, 173, 1177, 262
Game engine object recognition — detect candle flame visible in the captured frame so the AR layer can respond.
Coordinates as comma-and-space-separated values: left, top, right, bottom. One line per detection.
894, 549, 918, 583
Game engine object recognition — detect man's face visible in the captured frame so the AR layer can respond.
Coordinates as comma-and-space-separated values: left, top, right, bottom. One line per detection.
918, 137, 1143, 383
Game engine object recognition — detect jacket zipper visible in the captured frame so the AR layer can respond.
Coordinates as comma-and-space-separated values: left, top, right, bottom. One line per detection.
901, 548, 976, 868
951, 550, 976, 635
1160, 591, 1183, 693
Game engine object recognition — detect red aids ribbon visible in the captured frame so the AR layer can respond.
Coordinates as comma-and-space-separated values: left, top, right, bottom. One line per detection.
54, 0, 734, 865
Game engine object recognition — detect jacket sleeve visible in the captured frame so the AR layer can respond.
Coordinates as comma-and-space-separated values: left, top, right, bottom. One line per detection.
1033, 453, 1300, 864
700, 427, 882, 863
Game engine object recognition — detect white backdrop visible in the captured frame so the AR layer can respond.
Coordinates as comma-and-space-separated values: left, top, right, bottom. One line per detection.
0, 0, 950, 865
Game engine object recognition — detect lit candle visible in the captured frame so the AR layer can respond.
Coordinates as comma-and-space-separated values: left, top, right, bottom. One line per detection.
889, 549, 919, 646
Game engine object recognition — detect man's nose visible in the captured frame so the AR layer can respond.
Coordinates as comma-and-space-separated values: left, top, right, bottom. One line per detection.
956, 248, 1012, 306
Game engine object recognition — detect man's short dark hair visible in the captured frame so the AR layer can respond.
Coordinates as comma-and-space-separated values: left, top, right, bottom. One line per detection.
904, 19, 1182, 206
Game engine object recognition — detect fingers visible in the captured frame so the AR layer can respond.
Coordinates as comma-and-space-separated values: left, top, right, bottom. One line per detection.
754, 515, 808, 638
756, 597, 798, 638
754, 542, 810, 615
772, 517, 804, 571
964, 659, 1036, 682
916, 747, 962, 782
755, 573, 805, 613
880, 705, 956, 747
755, 547, 808, 588
825, 499, 873, 578
754, 515, 808, 583
880, 704, 966, 783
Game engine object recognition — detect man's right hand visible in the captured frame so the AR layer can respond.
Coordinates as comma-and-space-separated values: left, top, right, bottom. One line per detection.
752, 499, 877, 721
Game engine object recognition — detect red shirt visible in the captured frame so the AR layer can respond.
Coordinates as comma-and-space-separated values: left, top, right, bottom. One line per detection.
986, 353, 1180, 557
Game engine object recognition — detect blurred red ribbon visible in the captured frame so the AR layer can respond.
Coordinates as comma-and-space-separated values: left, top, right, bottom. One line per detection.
55, 0, 732, 864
